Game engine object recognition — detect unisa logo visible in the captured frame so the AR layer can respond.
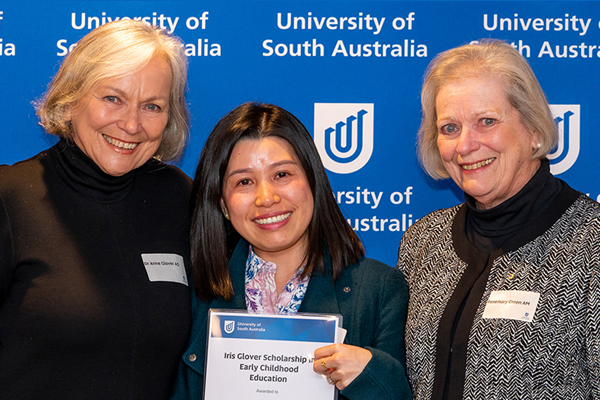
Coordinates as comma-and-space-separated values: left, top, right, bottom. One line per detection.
549, 104, 580, 175
224, 320, 235, 334
314, 103, 374, 174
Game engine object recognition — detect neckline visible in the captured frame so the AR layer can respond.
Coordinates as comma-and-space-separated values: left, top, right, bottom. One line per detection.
45, 139, 137, 203
454, 180, 580, 260
463, 159, 562, 251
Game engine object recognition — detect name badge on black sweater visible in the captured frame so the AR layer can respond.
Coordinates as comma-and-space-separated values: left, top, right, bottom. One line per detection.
141, 253, 188, 286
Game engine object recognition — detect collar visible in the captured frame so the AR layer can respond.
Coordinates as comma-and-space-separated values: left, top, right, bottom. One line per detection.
454, 175, 580, 259
464, 159, 563, 252
225, 240, 341, 314
44, 139, 150, 203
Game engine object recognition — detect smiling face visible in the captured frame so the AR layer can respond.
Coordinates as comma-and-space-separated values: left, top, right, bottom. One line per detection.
435, 74, 541, 209
221, 137, 314, 265
67, 56, 172, 176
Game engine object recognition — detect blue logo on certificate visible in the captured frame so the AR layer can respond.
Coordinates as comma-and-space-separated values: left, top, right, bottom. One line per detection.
213, 313, 338, 343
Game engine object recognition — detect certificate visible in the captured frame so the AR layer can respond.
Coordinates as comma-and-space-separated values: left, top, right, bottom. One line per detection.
204, 309, 343, 400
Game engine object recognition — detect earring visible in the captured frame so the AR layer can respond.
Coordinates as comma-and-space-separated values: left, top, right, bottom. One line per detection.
536, 142, 542, 148
223, 210, 230, 220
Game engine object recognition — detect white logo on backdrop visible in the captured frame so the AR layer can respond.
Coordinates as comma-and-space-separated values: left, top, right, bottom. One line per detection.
314, 103, 374, 174
548, 104, 580, 175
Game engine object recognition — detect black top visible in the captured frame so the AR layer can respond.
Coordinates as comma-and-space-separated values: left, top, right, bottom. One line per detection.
0, 140, 192, 399
432, 159, 578, 400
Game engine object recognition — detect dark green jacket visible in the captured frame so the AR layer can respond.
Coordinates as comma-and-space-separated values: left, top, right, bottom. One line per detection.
171, 240, 411, 400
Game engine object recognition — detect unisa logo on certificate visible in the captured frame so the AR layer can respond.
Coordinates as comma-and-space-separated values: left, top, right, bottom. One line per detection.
314, 103, 374, 174
224, 320, 235, 334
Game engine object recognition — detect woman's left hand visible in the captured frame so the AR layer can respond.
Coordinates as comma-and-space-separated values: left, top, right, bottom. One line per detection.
313, 343, 372, 390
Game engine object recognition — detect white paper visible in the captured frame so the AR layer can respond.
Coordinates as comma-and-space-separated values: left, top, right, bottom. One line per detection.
141, 253, 188, 285
204, 310, 341, 400
482, 290, 540, 322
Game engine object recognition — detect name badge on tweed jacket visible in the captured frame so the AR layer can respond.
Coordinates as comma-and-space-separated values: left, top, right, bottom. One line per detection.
482, 290, 540, 322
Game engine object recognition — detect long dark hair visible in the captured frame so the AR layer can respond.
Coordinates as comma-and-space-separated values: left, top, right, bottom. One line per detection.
190, 102, 364, 301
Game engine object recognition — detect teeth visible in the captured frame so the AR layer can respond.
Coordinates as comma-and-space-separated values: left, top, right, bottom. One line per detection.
462, 158, 495, 170
255, 212, 291, 225
103, 134, 138, 150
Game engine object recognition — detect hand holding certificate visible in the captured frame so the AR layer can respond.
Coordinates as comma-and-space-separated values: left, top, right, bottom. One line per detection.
313, 343, 373, 390
204, 310, 344, 400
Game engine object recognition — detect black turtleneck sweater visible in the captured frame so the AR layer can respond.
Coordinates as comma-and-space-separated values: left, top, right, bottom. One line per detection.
0, 140, 192, 399
433, 159, 576, 400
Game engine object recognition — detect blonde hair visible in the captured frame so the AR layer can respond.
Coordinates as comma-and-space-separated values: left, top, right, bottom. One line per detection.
418, 39, 557, 179
36, 19, 189, 161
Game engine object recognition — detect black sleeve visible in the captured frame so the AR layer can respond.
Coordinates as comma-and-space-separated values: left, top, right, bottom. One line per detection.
0, 192, 15, 307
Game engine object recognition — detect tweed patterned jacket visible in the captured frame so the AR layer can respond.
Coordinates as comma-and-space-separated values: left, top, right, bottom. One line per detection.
397, 194, 600, 400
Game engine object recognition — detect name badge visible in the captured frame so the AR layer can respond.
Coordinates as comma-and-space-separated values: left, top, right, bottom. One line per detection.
482, 290, 540, 322
141, 253, 188, 286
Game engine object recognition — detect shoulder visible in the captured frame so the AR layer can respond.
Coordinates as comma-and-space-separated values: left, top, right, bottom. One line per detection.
340, 257, 407, 292
136, 160, 192, 192
551, 194, 600, 246
397, 204, 461, 278
570, 194, 600, 219
405, 204, 460, 237
549, 193, 600, 235
549, 181, 600, 225
0, 151, 48, 194
356, 257, 401, 278
0, 150, 47, 176
144, 159, 192, 184
398, 204, 460, 253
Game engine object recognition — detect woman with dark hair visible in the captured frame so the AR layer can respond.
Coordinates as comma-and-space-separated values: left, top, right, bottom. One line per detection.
172, 102, 411, 400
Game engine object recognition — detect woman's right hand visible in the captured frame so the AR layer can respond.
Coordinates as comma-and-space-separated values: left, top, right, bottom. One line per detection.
313, 343, 373, 390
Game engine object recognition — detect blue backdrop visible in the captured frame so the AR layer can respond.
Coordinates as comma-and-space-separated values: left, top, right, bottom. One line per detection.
1, 1, 598, 267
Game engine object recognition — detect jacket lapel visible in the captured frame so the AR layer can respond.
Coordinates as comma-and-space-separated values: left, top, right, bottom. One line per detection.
299, 261, 341, 315
223, 239, 250, 309
227, 240, 341, 314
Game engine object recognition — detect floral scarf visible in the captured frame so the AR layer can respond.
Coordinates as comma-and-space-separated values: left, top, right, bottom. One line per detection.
244, 246, 310, 315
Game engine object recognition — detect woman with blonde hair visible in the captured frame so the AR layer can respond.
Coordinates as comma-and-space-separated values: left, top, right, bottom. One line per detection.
0, 20, 192, 399
398, 39, 600, 399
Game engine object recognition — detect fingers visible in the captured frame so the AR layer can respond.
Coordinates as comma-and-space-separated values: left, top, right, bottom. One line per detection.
312, 344, 372, 390
326, 373, 339, 386
326, 374, 338, 385
320, 357, 328, 372
312, 354, 333, 375
313, 343, 338, 360
313, 355, 343, 388
312, 343, 339, 374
